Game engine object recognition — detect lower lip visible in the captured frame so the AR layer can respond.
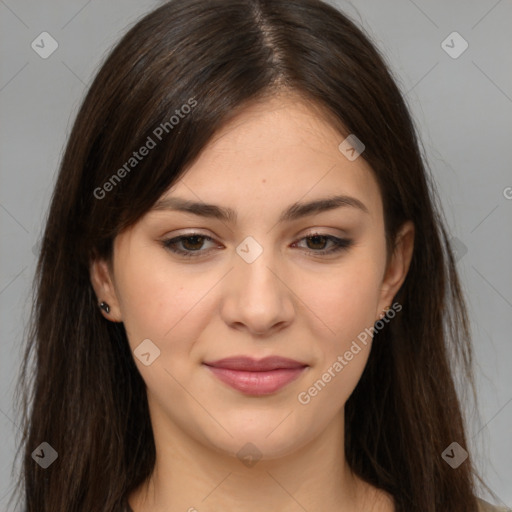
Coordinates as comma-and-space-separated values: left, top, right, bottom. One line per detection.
204, 365, 308, 395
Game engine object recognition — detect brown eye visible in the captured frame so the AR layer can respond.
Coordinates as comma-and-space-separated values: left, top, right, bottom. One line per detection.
162, 234, 217, 257
161, 232, 353, 259
180, 235, 207, 251
305, 234, 329, 250
294, 233, 353, 256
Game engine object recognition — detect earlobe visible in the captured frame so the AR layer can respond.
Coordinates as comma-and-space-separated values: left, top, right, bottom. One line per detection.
377, 221, 415, 319
89, 257, 122, 322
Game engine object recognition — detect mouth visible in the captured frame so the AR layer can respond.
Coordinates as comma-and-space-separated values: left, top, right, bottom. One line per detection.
202, 356, 309, 396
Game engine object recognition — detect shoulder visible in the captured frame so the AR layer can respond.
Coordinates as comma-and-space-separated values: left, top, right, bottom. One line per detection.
477, 497, 512, 512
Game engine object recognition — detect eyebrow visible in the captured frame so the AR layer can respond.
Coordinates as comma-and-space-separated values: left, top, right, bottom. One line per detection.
151, 194, 369, 223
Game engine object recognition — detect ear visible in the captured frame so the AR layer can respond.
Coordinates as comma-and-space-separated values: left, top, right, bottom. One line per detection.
89, 256, 123, 322
376, 220, 414, 321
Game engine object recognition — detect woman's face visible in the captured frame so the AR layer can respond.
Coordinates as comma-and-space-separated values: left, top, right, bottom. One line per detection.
91, 94, 413, 461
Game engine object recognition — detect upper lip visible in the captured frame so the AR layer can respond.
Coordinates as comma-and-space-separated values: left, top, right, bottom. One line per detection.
203, 356, 308, 371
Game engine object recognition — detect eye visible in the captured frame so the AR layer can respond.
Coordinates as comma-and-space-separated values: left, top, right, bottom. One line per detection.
292, 232, 354, 256
161, 234, 217, 257
161, 232, 353, 258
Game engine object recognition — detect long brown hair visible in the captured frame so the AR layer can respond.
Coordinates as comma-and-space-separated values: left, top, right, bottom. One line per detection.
13, 0, 491, 510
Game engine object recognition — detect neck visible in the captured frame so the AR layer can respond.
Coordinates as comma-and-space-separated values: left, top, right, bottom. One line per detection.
128, 405, 385, 512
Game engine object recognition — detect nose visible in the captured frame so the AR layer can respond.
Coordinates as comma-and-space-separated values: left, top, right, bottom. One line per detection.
220, 245, 295, 337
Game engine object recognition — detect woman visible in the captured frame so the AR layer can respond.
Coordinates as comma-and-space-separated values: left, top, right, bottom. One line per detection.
13, 0, 507, 510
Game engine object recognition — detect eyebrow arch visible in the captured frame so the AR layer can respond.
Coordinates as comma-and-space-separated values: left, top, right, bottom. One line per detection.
151, 194, 369, 224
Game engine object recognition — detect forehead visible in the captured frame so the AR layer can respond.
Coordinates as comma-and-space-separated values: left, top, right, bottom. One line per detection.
160, 94, 383, 224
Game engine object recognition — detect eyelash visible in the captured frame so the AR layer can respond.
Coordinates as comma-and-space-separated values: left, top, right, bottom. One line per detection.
161, 232, 353, 258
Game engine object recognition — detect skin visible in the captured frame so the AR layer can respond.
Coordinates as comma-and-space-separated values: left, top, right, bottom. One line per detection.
90, 92, 414, 512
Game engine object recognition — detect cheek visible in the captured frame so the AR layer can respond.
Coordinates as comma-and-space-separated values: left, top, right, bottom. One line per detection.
296, 254, 383, 342
298, 345, 370, 425
116, 259, 213, 408
116, 249, 220, 355
292, 252, 382, 405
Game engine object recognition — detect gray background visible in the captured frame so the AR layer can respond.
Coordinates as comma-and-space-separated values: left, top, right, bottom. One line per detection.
1, 0, 511, 509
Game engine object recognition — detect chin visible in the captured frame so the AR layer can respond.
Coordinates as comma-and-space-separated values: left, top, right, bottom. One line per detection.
199, 421, 314, 463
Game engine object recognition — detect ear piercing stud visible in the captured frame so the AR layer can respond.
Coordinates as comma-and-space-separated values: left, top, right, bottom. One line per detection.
379, 305, 391, 318
99, 301, 110, 314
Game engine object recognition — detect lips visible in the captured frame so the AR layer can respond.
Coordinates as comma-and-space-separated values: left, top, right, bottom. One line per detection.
203, 356, 309, 395
203, 356, 308, 371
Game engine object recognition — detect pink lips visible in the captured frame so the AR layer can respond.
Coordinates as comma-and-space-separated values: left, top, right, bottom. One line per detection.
203, 356, 308, 396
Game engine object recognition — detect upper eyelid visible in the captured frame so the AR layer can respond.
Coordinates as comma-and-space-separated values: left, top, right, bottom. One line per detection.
163, 229, 347, 244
